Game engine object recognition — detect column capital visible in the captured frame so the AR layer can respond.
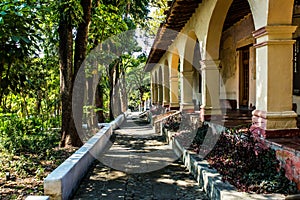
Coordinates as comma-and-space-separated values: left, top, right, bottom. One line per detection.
253, 25, 297, 46
253, 25, 297, 39
200, 60, 220, 70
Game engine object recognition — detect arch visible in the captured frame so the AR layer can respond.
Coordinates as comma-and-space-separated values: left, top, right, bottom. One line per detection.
204, 0, 233, 60
248, 0, 294, 29
204, 0, 295, 60
170, 48, 180, 74
181, 31, 198, 72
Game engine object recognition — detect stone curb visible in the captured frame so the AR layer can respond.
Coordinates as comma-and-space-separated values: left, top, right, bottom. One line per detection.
25, 196, 50, 200
170, 131, 287, 200
42, 113, 128, 200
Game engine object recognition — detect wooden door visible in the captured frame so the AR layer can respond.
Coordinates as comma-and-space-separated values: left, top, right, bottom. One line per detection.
239, 48, 249, 108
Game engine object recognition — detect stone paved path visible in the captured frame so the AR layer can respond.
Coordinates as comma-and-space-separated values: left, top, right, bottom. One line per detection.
73, 113, 208, 200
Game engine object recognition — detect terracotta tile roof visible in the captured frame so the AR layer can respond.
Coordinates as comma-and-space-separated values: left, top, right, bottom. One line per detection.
145, 0, 202, 72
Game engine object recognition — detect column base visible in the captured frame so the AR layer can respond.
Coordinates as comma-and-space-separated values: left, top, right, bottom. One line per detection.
200, 106, 222, 122
163, 104, 169, 108
180, 103, 194, 113
169, 103, 180, 111
169, 107, 180, 111
251, 110, 299, 138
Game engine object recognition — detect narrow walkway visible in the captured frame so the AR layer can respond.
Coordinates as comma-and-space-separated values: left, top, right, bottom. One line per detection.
73, 113, 208, 200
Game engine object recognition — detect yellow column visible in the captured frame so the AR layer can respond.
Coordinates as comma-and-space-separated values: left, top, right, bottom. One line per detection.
169, 54, 179, 110
251, 25, 298, 138
158, 70, 163, 105
152, 72, 158, 105
151, 74, 155, 105
163, 66, 170, 107
180, 71, 194, 112
200, 60, 222, 121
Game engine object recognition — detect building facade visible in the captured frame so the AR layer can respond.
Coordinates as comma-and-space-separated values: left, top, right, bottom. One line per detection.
145, 0, 300, 139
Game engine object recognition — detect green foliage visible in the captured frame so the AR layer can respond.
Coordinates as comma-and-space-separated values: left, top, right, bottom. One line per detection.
1, 57, 60, 118
0, 114, 60, 155
58, 0, 84, 26
0, 0, 44, 62
101, 0, 150, 27
89, 4, 128, 46
191, 126, 300, 195
0, 113, 62, 181
126, 54, 150, 109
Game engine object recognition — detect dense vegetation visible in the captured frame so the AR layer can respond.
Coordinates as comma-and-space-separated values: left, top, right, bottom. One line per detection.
192, 124, 299, 195
0, 0, 168, 198
162, 115, 299, 194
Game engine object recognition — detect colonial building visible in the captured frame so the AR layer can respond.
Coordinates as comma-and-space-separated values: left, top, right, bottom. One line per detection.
146, 0, 300, 138
145, 0, 300, 188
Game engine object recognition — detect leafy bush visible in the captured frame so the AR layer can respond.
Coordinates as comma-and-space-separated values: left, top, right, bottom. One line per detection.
0, 113, 70, 182
0, 113, 60, 155
163, 115, 181, 132
191, 124, 299, 195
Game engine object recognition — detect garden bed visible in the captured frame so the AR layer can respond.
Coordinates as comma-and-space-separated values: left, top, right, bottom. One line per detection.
162, 113, 299, 195
190, 124, 299, 195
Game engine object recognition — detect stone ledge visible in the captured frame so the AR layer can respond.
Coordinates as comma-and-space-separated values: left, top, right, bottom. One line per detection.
43, 113, 127, 200
25, 196, 50, 200
170, 131, 287, 200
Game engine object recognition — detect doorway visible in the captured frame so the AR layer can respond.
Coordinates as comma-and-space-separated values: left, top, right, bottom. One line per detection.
239, 47, 250, 108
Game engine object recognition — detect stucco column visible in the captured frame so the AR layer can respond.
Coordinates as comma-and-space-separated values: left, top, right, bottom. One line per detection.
200, 60, 222, 121
169, 77, 179, 110
163, 68, 170, 107
251, 25, 299, 138
152, 83, 158, 105
158, 82, 163, 105
180, 71, 194, 112
150, 75, 156, 105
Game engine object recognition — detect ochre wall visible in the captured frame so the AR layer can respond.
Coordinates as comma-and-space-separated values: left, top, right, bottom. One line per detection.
219, 14, 255, 108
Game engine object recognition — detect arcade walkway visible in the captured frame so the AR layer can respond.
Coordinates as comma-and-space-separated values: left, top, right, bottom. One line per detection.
73, 113, 208, 200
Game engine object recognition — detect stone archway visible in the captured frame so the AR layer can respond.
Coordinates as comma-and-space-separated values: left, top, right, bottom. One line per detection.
201, 0, 298, 136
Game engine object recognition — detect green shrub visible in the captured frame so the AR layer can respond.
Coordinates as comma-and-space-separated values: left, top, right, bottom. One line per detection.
0, 113, 60, 155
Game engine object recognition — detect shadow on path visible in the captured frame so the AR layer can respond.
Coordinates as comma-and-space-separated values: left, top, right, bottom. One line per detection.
73, 112, 209, 200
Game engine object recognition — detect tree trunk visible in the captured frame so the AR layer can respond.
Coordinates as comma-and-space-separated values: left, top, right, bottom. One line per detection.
113, 62, 122, 116
59, 0, 92, 147
95, 82, 105, 123
73, 0, 92, 143
58, 11, 77, 147
120, 68, 128, 112
109, 61, 117, 121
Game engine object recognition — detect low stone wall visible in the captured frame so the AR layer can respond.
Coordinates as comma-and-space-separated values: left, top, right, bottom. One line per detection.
167, 128, 287, 200
153, 111, 181, 134
266, 140, 300, 190
43, 112, 127, 200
